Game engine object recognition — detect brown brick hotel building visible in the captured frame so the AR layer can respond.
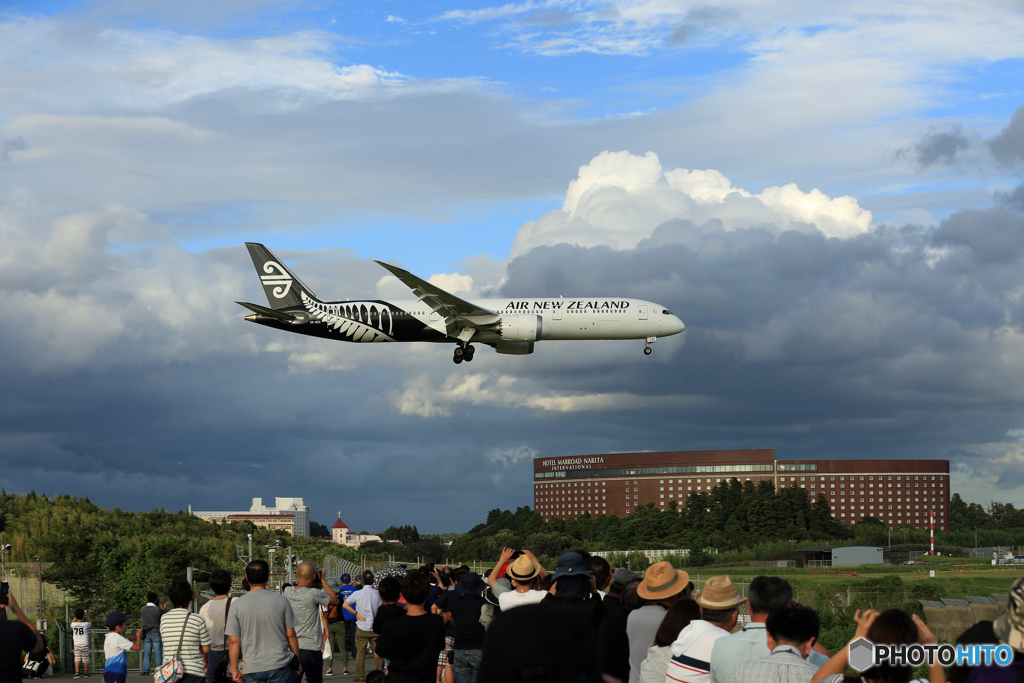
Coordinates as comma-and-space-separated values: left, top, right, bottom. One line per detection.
533, 449, 949, 530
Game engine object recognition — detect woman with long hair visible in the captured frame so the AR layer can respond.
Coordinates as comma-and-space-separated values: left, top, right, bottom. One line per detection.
639, 600, 702, 683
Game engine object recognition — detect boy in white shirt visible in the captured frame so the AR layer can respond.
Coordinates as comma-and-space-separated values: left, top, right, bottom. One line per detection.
102, 611, 143, 683
72, 609, 92, 678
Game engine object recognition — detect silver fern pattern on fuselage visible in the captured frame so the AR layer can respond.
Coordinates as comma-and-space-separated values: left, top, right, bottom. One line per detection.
302, 292, 398, 342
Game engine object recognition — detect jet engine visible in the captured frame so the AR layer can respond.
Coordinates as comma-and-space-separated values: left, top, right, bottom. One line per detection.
493, 341, 534, 355
498, 314, 542, 342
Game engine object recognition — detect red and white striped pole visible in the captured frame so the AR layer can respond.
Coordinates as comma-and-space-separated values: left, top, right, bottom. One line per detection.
930, 511, 935, 556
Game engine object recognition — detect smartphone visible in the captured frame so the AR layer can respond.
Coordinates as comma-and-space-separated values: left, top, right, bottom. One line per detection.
0, 581, 8, 606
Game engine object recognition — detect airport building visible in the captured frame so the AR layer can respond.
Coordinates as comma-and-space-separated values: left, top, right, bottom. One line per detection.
533, 449, 950, 530
192, 497, 311, 536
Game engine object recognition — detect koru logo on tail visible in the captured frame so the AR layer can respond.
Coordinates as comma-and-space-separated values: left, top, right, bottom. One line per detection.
261, 262, 292, 298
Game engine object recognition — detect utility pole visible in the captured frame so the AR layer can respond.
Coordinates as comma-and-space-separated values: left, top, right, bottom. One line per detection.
36, 556, 43, 629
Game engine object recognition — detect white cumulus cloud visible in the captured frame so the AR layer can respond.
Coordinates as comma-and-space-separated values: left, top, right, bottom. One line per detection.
512, 150, 872, 256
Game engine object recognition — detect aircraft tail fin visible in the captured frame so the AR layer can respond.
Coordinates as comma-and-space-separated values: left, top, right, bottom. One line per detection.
245, 242, 320, 308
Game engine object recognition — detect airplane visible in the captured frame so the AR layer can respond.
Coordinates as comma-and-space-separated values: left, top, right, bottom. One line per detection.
237, 243, 685, 364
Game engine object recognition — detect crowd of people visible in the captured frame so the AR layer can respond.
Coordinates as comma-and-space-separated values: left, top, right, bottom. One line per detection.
3, 551, 1024, 683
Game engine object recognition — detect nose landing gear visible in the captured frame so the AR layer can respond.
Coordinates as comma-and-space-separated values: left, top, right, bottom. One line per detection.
644, 337, 656, 355
453, 343, 475, 364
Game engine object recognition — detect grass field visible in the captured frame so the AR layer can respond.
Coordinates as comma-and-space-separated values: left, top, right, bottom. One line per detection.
684, 563, 1024, 601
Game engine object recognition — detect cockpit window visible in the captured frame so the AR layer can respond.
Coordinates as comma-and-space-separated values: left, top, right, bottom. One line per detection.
663, 309, 672, 314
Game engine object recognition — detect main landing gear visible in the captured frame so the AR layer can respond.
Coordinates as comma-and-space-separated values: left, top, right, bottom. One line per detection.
644, 337, 656, 356
453, 343, 475, 364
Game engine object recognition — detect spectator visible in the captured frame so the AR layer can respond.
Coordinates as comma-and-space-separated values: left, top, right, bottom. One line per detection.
965, 576, 1024, 682
374, 577, 407, 639
605, 568, 638, 620
629, 562, 691, 683
665, 574, 744, 683
1, 592, 44, 683
344, 570, 383, 682
199, 568, 234, 683
586, 557, 613, 598
102, 610, 143, 683
486, 549, 547, 601
600, 579, 642, 683
433, 568, 456, 683
375, 572, 446, 683
478, 603, 602, 683
141, 592, 167, 676
325, 579, 346, 676
71, 608, 92, 678
496, 555, 546, 611
159, 579, 212, 683
434, 572, 487, 683
640, 599, 701, 683
285, 562, 340, 683
421, 566, 442, 612
227, 559, 302, 683
728, 604, 820, 683
542, 552, 608, 635
338, 574, 359, 665
22, 635, 56, 679
710, 576, 830, 683
812, 608, 942, 683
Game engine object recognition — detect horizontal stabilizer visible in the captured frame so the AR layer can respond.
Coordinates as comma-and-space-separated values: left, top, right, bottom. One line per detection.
236, 301, 296, 322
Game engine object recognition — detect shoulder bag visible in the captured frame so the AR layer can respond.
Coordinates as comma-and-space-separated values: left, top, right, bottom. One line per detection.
153, 613, 192, 683
213, 598, 233, 683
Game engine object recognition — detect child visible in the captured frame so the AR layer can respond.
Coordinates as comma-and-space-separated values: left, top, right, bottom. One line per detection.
72, 608, 92, 678
102, 611, 143, 683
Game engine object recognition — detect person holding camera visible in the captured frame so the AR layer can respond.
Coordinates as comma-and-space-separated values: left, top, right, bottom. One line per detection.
284, 562, 339, 683
72, 608, 92, 677
140, 592, 167, 676
1, 590, 44, 683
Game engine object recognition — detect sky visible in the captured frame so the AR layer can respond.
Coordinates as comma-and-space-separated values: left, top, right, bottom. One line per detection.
2, 0, 1024, 534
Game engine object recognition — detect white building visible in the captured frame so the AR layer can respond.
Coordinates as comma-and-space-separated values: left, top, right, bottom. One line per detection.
331, 513, 381, 546
192, 496, 310, 536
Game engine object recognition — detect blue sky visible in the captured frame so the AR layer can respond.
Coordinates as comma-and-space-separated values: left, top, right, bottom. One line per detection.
2, 0, 1024, 531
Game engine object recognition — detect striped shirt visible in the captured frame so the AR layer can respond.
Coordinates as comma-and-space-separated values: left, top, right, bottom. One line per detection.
159, 608, 212, 677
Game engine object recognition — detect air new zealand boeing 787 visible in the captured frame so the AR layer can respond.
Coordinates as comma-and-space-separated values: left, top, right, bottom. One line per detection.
237, 243, 685, 364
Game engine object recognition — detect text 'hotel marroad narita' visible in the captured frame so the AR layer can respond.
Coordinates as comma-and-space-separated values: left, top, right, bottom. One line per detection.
532, 449, 950, 530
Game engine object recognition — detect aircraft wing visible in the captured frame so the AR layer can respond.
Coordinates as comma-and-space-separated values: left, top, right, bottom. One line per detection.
374, 260, 499, 338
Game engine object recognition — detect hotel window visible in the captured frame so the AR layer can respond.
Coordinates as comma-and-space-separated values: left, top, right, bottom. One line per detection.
660, 487, 664, 491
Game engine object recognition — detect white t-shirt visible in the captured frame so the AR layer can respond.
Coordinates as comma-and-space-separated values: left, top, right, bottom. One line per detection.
497, 590, 546, 611
72, 621, 91, 647
104, 632, 133, 660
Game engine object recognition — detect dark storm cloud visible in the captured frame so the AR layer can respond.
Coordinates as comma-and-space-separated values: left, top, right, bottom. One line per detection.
932, 207, 1024, 264
898, 125, 969, 169
990, 105, 1024, 167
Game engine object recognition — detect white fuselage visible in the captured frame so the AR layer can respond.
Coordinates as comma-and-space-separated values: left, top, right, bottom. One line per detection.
370, 297, 685, 342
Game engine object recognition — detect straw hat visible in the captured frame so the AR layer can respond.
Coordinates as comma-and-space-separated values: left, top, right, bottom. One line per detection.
636, 562, 690, 601
694, 575, 746, 610
507, 555, 539, 582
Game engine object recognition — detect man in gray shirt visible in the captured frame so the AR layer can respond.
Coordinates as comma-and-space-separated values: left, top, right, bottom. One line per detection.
227, 560, 301, 683
284, 562, 340, 683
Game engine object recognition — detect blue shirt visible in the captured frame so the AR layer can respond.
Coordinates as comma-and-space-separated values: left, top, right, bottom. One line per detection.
340, 584, 358, 620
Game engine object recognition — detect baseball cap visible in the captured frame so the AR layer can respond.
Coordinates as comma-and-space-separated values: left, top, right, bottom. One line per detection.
341, 573, 351, 581
105, 611, 133, 629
